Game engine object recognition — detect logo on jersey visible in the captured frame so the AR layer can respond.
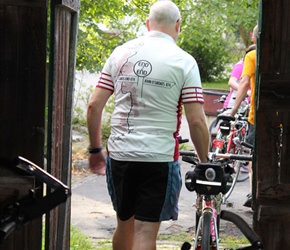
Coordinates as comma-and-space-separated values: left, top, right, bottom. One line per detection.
133, 60, 152, 77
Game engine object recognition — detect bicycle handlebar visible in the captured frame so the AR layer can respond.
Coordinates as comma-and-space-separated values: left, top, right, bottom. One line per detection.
210, 153, 252, 161
179, 151, 252, 162
221, 210, 263, 250
179, 150, 197, 157
177, 136, 189, 144
241, 141, 254, 150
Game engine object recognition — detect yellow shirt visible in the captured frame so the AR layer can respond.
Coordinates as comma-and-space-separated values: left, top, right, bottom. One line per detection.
242, 50, 256, 125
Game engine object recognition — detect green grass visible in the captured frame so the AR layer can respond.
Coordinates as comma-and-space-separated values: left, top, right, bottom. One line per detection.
219, 234, 250, 248
92, 239, 112, 250
157, 232, 193, 243
42, 225, 96, 250
202, 81, 229, 90
70, 226, 96, 250
57, 227, 249, 250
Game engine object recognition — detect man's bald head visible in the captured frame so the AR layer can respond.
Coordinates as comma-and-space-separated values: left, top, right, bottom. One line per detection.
146, 1, 181, 42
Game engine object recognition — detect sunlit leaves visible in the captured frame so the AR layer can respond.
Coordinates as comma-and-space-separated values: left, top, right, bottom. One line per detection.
76, 0, 259, 80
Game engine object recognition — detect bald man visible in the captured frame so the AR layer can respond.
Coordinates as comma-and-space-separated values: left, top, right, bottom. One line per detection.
87, 1, 209, 249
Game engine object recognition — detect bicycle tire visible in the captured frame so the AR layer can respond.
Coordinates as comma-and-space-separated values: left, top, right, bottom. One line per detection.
222, 151, 248, 202
235, 120, 250, 182
220, 210, 261, 245
232, 138, 249, 182
201, 211, 212, 250
236, 163, 249, 182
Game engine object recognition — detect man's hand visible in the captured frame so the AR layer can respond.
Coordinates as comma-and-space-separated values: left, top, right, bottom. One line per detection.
88, 152, 106, 176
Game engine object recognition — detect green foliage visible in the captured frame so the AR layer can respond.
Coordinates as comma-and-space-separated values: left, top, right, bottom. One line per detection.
76, 0, 259, 80
179, 34, 230, 82
176, 0, 259, 81
77, 0, 153, 72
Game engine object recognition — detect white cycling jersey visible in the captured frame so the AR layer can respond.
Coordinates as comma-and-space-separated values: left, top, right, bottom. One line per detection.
97, 31, 204, 162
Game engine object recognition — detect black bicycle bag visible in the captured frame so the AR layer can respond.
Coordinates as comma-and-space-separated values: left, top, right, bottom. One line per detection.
185, 163, 233, 195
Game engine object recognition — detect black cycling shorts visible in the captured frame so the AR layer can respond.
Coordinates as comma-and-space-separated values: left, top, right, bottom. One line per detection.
106, 157, 182, 222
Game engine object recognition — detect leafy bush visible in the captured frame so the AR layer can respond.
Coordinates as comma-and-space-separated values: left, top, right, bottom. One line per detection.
181, 40, 230, 82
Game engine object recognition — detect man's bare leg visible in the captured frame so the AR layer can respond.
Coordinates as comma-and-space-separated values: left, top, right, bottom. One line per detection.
112, 216, 134, 250
132, 220, 161, 250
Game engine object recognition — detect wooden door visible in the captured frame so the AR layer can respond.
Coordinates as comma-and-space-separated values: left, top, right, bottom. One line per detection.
0, 0, 47, 249
254, 0, 290, 248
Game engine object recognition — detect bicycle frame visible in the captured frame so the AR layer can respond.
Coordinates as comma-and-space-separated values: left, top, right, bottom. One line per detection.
213, 118, 247, 154
212, 116, 249, 185
180, 151, 252, 250
213, 125, 248, 205
194, 195, 220, 250
180, 151, 260, 250
210, 95, 249, 154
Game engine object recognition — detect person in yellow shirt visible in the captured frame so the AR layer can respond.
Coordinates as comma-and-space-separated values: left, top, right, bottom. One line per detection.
225, 24, 258, 208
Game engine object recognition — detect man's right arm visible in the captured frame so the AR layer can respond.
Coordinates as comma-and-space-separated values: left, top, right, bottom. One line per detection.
184, 102, 209, 163
87, 87, 112, 175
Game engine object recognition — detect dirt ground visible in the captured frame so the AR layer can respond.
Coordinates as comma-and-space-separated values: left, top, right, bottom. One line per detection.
71, 129, 91, 182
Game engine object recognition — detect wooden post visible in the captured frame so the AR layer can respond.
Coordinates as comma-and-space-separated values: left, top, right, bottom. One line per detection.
46, 1, 79, 249
254, 0, 290, 248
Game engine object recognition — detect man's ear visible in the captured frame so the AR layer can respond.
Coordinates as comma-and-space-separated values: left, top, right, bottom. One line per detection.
146, 18, 150, 31
176, 19, 181, 33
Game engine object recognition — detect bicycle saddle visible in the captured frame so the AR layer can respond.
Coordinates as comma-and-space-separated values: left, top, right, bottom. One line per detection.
217, 113, 235, 121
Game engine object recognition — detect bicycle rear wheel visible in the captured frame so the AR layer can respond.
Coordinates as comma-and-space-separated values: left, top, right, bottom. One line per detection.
236, 161, 249, 182
235, 121, 250, 182
222, 153, 248, 203
201, 211, 211, 250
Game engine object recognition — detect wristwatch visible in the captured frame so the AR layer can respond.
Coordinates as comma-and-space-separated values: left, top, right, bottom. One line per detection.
88, 147, 102, 154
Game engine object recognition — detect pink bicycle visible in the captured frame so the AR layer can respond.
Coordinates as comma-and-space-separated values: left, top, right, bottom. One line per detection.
179, 150, 262, 250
